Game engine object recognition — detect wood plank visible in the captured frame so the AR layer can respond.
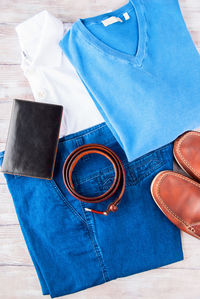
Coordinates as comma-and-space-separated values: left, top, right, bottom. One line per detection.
0, 0, 199, 23
0, 101, 12, 120
0, 0, 128, 24
0, 65, 34, 101
0, 24, 21, 64
181, 0, 200, 7
0, 266, 42, 299
0, 267, 200, 299
0, 119, 9, 143
0, 225, 32, 266
0, 185, 18, 225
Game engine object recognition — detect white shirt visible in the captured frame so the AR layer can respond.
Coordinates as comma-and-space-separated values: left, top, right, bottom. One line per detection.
16, 11, 104, 137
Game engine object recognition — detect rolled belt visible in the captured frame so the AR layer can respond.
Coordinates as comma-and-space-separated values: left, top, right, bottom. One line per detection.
62, 144, 126, 215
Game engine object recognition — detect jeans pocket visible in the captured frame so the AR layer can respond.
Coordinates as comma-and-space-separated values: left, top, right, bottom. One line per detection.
73, 171, 111, 198
47, 179, 87, 225
74, 164, 138, 197
128, 158, 166, 185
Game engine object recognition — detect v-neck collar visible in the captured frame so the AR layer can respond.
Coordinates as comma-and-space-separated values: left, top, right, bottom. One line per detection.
74, 0, 147, 66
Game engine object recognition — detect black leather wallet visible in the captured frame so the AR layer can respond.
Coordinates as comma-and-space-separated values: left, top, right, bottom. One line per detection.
1, 99, 63, 179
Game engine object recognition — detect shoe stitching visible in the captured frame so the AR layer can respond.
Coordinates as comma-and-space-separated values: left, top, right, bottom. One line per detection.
154, 171, 200, 238
176, 131, 200, 179
189, 221, 200, 227
155, 172, 189, 227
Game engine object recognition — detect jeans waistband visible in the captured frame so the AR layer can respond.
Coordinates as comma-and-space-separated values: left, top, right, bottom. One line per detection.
58, 123, 115, 148
57, 122, 172, 165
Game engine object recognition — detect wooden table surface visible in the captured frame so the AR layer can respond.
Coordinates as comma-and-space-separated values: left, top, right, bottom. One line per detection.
0, 1, 200, 298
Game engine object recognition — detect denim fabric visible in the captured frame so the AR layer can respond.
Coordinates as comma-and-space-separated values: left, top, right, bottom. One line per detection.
60, 0, 200, 162
0, 123, 183, 298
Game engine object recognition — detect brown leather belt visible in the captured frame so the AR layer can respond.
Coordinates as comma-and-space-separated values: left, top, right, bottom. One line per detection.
62, 144, 126, 215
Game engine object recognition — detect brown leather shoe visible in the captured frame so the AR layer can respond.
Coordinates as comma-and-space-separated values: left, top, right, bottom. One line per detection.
151, 170, 200, 240
174, 131, 200, 181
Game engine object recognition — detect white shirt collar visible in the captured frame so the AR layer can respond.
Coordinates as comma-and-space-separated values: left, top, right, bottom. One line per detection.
16, 10, 64, 67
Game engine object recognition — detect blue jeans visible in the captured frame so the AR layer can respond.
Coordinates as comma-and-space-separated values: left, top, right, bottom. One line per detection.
0, 123, 183, 298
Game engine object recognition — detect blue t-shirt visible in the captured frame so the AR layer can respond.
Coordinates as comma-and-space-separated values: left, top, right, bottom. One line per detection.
60, 0, 200, 162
